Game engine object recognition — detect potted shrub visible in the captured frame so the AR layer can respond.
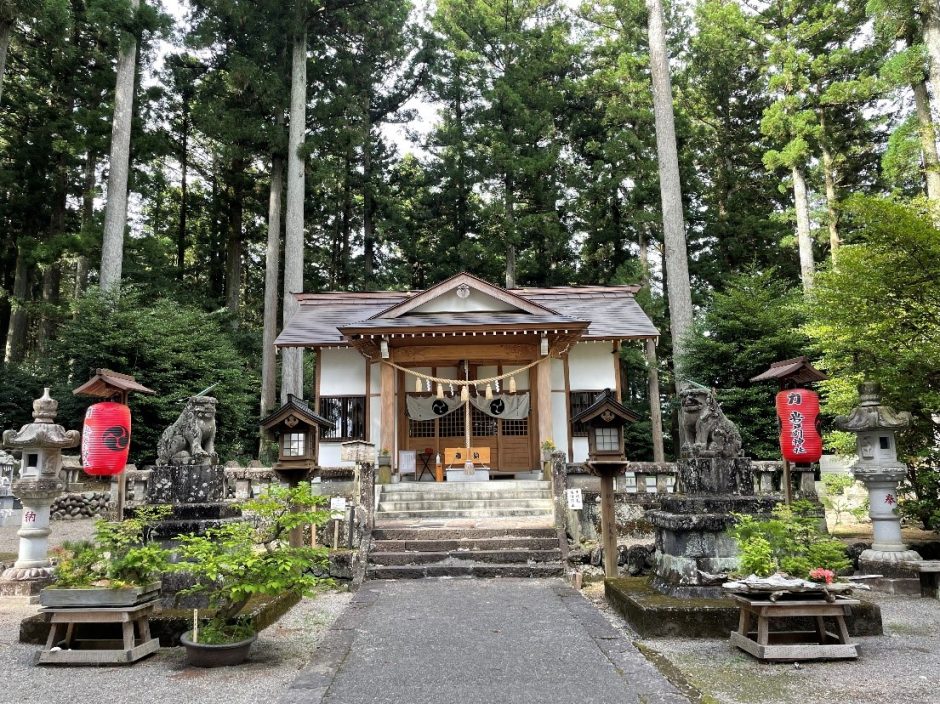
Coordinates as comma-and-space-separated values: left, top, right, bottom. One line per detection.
727, 500, 852, 584
42, 505, 171, 607
175, 482, 332, 667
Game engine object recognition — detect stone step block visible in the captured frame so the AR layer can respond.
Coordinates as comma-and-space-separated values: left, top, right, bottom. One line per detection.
377, 490, 551, 502
380, 480, 549, 492
373, 508, 554, 520
377, 498, 553, 512
369, 549, 562, 566
372, 527, 558, 541
366, 562, 565, 580
372, 537, 561, 552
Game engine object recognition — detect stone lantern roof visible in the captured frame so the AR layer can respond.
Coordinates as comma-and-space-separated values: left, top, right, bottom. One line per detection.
1, 389, 81, 451
833, 382, 912, 433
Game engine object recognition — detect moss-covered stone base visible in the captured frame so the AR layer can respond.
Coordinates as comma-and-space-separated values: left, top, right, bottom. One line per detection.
19, 592, 301, 647
605, 577, 883, 638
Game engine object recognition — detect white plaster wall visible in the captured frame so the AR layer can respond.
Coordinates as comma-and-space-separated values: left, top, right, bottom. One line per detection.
369, 362, 381, 394
572, 436, 589, 463
412, 288, 518, 313
318, 442, 355, 468
319, 349, 367, 395
369, 396, 381, 446
503, 364, 530, 390
550, 358, 565, 391
568, 342, 616, 391
550, 390, 569, 455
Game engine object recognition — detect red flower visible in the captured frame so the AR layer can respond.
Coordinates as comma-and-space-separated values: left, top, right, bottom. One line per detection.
810, 568, 835, 585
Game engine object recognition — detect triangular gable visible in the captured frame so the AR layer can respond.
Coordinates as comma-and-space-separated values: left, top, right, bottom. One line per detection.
369, 272, 559, 320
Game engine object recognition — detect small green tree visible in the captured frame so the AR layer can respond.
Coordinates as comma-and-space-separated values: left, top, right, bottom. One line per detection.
173, 483, 332, 643
729, 501, 851, 579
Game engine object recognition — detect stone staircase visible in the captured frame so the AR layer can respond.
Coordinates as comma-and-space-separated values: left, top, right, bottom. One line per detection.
367, 480, 563, 579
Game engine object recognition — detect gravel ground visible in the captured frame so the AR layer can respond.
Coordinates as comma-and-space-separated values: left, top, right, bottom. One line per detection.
0, 513, 98, 559
584, 583, 940, 704
0, 590, 352, 704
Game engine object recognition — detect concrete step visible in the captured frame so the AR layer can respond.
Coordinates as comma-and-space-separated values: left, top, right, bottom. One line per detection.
374, 508, 554, 520
366, 562, 565, 580
370, 549, 561, 566
377, 498, 553, 512
376, 489, 551, 502
373, 536, 560, 552
380, 480, 549, 493
372, 527, 558, 541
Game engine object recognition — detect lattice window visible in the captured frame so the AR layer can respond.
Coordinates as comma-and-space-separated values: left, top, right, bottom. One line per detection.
438, 408, 465, 437
409, 419, 436, 438
570, 391, 602, 437
471, 407, 497, 436
319, 397, 365, 440
501, 418, 528, 436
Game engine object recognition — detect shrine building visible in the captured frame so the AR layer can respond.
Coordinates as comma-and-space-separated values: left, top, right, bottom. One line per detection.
275, 272, 659, 476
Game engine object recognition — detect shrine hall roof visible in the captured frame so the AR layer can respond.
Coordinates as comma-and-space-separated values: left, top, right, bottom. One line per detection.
275, 278, 658, 348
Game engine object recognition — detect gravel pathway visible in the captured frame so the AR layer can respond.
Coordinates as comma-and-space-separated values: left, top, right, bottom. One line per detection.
585, 583, 940, 704
0, 514, 97, 559
0, 590, 352, 704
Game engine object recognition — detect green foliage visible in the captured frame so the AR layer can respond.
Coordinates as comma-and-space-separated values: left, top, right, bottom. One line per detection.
43, 288, 259, 464
50, 506, 172, 588
899, 452, 940, 532
728, 501, 851, 579
174, 482, 333, 641
681, 269, 811, 459
806, 196, 940, 526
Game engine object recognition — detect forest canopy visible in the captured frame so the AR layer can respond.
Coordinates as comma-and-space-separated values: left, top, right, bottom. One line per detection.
1, 0, 938, 482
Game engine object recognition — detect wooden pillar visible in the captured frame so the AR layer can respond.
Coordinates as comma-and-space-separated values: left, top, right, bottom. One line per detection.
600, 472, 618, 578
380, 362, 395, 463
644, 338, 665, 463
537, 355, 553, 457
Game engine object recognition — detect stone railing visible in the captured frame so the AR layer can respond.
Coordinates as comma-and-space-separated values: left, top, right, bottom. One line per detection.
566, 462, 678, 495
113, 464, 362, 505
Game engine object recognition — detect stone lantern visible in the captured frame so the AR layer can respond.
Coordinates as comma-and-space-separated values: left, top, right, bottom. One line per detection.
834, 382, 921, 571
0, 389, 80, 595
570, 389, 639, 578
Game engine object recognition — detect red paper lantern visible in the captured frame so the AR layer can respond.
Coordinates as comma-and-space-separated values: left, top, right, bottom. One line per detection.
775, 389, 823, 463
81, 402, 131, 476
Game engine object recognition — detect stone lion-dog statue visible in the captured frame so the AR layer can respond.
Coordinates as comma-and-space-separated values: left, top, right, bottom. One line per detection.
156, 395, 218, 466
678, 388, 742, 459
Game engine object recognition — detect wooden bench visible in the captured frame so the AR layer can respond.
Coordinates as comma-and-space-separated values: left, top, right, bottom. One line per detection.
444, 447, 491, 469
38, 601, 160, 665
904, 560, 940, 599
729, 593, 860, 661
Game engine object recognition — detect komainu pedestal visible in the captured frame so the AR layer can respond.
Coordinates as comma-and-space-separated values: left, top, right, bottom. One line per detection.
141, 464, 241, 541
648, 388, 775, 598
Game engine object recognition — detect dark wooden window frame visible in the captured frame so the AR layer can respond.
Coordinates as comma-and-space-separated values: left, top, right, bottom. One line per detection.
319, 396, 366, 441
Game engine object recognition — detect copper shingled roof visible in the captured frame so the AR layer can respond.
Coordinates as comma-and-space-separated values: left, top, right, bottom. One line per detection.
275, 280, 658, 348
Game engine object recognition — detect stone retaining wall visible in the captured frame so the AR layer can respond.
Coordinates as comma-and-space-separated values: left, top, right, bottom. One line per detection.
51, 492, 112, 520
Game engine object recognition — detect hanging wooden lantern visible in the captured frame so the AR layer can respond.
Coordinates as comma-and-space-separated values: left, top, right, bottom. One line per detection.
775, 389, 823, 463
81, 402, 131, 476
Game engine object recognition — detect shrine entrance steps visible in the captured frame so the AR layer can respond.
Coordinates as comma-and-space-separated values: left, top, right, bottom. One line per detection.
374, 479, 553, 521
368, 480, 562, 579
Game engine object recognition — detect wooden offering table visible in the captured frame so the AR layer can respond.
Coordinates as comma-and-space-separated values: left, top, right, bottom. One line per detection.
38, 601, 160, 665
729, 592, 860, 662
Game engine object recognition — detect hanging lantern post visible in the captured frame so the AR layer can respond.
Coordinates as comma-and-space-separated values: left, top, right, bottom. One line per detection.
750, 356, 827, 504
73, 369, 155, 520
